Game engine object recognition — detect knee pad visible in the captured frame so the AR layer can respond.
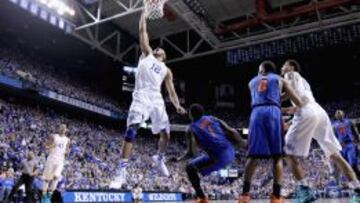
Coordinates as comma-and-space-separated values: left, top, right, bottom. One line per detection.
124, 127, 137, 142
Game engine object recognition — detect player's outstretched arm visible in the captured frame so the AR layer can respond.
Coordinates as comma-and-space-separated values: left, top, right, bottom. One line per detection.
164, 68, 186, 114
139, 11, 152, 56
33, 161, 41, 177
178, 127, 197, 161
65, 140, 71, 156
216, 117, 247, 148
351, 121, 360, 144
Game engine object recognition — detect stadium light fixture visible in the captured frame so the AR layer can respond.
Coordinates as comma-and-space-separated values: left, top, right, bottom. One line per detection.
36, 0, 75, 16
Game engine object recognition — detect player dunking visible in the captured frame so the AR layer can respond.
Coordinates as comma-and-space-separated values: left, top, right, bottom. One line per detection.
41, 124, 70, 203
333, 110, 360, 179
240, 61, 303, 203
116, 11, 186, 186
180, 103, 246, 203
281, 60, 360, 203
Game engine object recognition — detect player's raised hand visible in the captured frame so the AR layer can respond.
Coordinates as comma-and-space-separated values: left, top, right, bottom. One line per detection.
176, 105, 187, 115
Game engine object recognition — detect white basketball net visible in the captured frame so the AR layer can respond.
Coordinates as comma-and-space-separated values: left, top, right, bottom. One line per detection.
144, 0, 168, 20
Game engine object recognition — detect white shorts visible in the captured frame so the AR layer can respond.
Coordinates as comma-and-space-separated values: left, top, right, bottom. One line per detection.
42, 157, 64, 180
127, 91, 170, 134
284, 102, 342, 157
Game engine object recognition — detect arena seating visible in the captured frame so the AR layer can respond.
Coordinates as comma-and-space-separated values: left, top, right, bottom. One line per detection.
1, 98, 358, 200
0, 44, 124, 113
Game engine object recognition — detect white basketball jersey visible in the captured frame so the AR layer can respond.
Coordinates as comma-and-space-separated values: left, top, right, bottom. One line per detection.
48, 134, 69, 160
134, 54, 167, 92
285, 71, 315, 105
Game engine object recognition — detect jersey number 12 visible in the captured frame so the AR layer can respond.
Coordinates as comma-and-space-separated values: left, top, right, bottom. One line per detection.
150, 64, 161, 74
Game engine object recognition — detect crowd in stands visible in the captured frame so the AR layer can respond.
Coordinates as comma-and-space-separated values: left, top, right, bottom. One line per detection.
0, 99, 121, 199
322, 99, 360, 119
0, 43, 124, 113
0, 42, 359, 200
1, 97, 358, 201
169, 99, 360, 129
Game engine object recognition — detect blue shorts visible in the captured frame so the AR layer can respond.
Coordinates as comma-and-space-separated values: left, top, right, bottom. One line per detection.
341, 143, 358, 166
188, 147, 235, 176
248, 106, 283, 158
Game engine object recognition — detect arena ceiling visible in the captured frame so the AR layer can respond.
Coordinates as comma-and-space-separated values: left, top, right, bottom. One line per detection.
70, 0, 360, 64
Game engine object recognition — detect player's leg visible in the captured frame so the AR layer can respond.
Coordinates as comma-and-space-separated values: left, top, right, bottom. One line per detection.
158, 130, 170, 155
41, 180, 51, 203
47, 176, 60, 203
284, 155, 316, 203
314, 111, 357, 182
284, 156, 306, 183
121, 97, 149, 161
330, 160, 342, 185
239, 107, 268, 202
42, 160, 54, 203
330, 152, 357, 182
186, 155, 212, 201
272, 157, 283, 201
283, 106, 319, 202
152, 130, 170, 176
4, 174, 26, 202
24, 175, 35, 203
150, 104, 171, 176
116, 123, 140, 187
121, 123, 140, 159
347, 144, 360, 180
329, 152, 360, 202
46, 162, 63, 202
117, 101, 146, 187
239, 158, 257, 203
267, 106, 285, 202
314, 111, 360, 201
49, 177, 60, 196
188, 148, 234, 203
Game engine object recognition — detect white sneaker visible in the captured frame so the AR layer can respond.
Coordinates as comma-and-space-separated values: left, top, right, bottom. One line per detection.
152, 154, 170, 177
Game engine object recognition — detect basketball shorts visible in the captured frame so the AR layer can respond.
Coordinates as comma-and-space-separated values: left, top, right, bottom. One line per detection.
127, 91, 170, 134
341, 143, 358, 166
284, 102, 342, 157
248, 105, 283, 158
43, 156, 64, 180
189, 147, 235, 176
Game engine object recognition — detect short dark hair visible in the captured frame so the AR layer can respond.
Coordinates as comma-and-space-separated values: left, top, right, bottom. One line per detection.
285, 59, 301, 72
260, 61, 277, 73
154, 47, 167, 61
189, 103, 204, 121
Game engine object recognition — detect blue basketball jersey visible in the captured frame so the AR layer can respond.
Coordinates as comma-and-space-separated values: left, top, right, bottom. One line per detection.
333, 119, 354, 144
191, 116, 233, 155
249, 73, 281, 108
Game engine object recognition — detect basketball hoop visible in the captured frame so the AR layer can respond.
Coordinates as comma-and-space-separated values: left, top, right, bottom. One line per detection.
144, 0, 168, 20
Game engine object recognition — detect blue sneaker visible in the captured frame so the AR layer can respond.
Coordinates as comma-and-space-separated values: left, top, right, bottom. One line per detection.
47, 193, 53, 203
41, 194, 47, 203
293, 185, 316, 203
352, 190, 360, 203
41, 193, 51, 203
